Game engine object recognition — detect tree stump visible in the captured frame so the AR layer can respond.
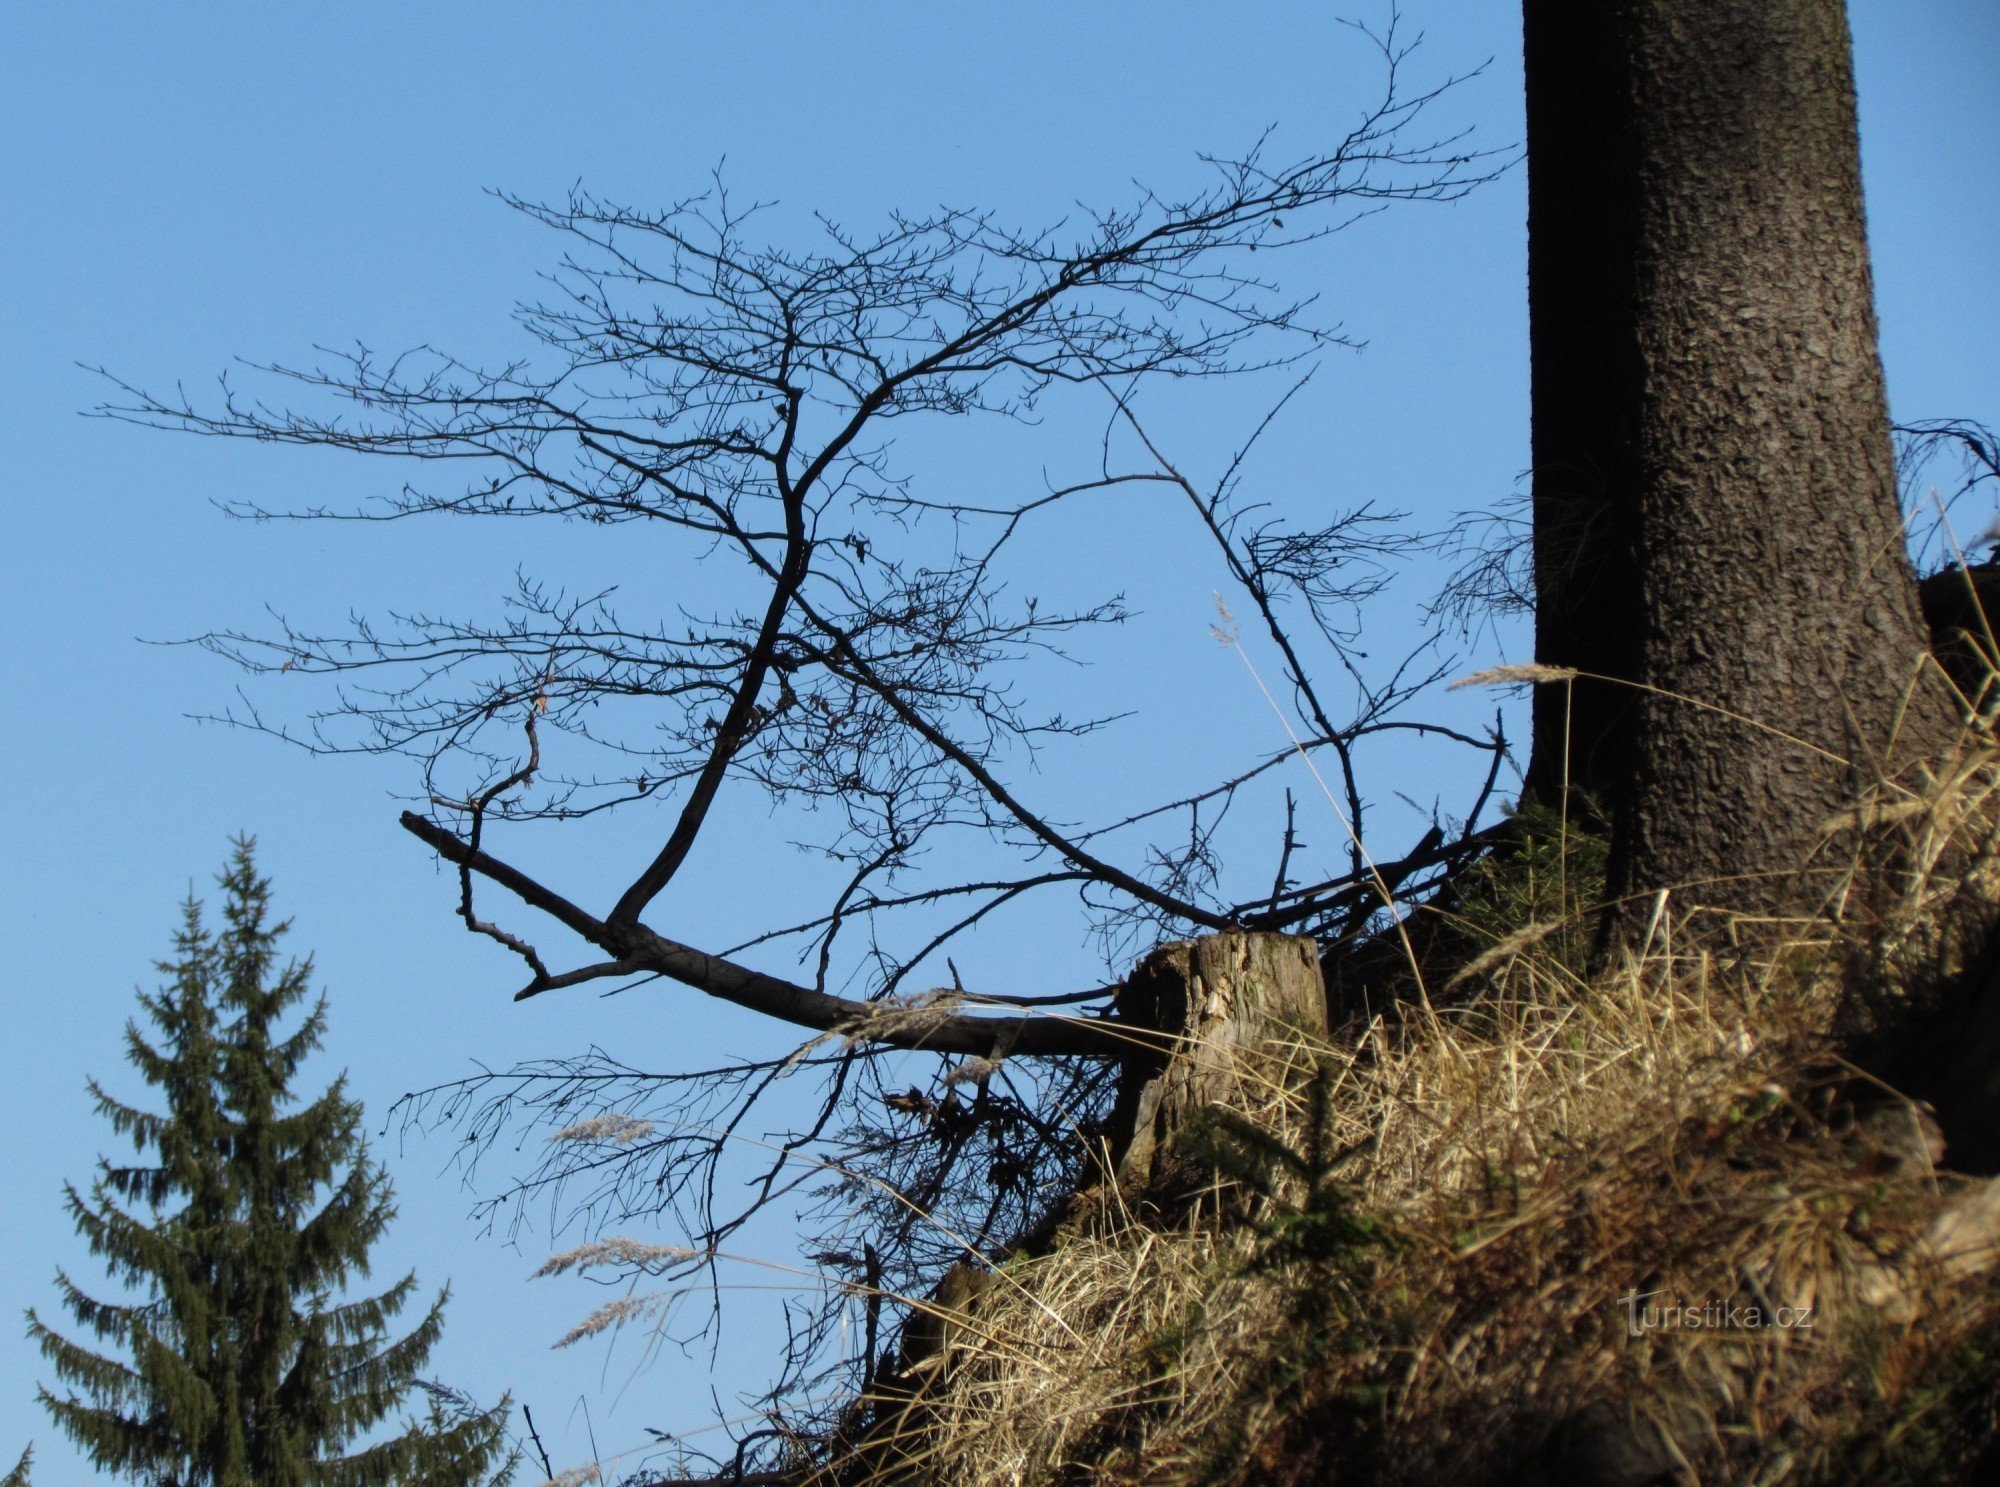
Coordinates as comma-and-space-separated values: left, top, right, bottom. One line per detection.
863, 931, 1326, 1463
1105, 931, 1328, 1189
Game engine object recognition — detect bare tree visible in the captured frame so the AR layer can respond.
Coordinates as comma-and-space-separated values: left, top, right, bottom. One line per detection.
103, 25, 1507, 1467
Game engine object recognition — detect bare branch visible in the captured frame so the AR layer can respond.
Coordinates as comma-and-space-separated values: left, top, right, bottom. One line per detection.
399, 811, 1135, 1059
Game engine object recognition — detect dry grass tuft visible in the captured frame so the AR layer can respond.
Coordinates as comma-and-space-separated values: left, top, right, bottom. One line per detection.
826, 730, 2000, 1486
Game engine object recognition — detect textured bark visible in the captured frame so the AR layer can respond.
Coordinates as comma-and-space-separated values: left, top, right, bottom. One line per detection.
1523, 0, 1949, 921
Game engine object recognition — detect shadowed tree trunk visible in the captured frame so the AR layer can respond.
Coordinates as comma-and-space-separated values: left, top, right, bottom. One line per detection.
1519, 0, 1646, 818
1522, 0, 1950, 925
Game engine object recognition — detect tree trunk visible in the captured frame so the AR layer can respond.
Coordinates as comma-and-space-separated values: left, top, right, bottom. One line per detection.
1520, 0, 1645, 815
1522, 0, 1948, 923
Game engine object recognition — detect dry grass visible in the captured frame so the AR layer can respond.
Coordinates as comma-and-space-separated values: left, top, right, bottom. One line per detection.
824, 729, 2000, 1486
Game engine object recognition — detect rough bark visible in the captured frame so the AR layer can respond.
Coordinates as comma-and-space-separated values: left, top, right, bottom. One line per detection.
1522, 0, 1950, 923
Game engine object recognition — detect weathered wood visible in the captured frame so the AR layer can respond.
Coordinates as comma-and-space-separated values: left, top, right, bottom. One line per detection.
849, 928, 1329, 1487
884, 932, 1327, 1397
1106, 931, 1328, 1188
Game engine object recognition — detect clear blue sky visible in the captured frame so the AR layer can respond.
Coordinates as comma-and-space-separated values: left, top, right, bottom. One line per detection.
3, 4, 1993, 1481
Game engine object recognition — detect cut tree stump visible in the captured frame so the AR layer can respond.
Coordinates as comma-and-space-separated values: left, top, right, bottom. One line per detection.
1105, 931, 1328, 1189
877, 931, 1327, 1421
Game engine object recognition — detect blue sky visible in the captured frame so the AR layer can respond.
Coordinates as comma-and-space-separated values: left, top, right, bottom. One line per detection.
2, 4, 1993, 1481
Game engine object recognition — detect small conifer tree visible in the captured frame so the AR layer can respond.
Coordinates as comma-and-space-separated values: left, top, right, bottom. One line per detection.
28, 840, 516, 1487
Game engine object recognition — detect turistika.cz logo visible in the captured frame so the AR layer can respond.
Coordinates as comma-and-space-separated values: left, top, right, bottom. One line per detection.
1618, 1288, 1816, 1338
